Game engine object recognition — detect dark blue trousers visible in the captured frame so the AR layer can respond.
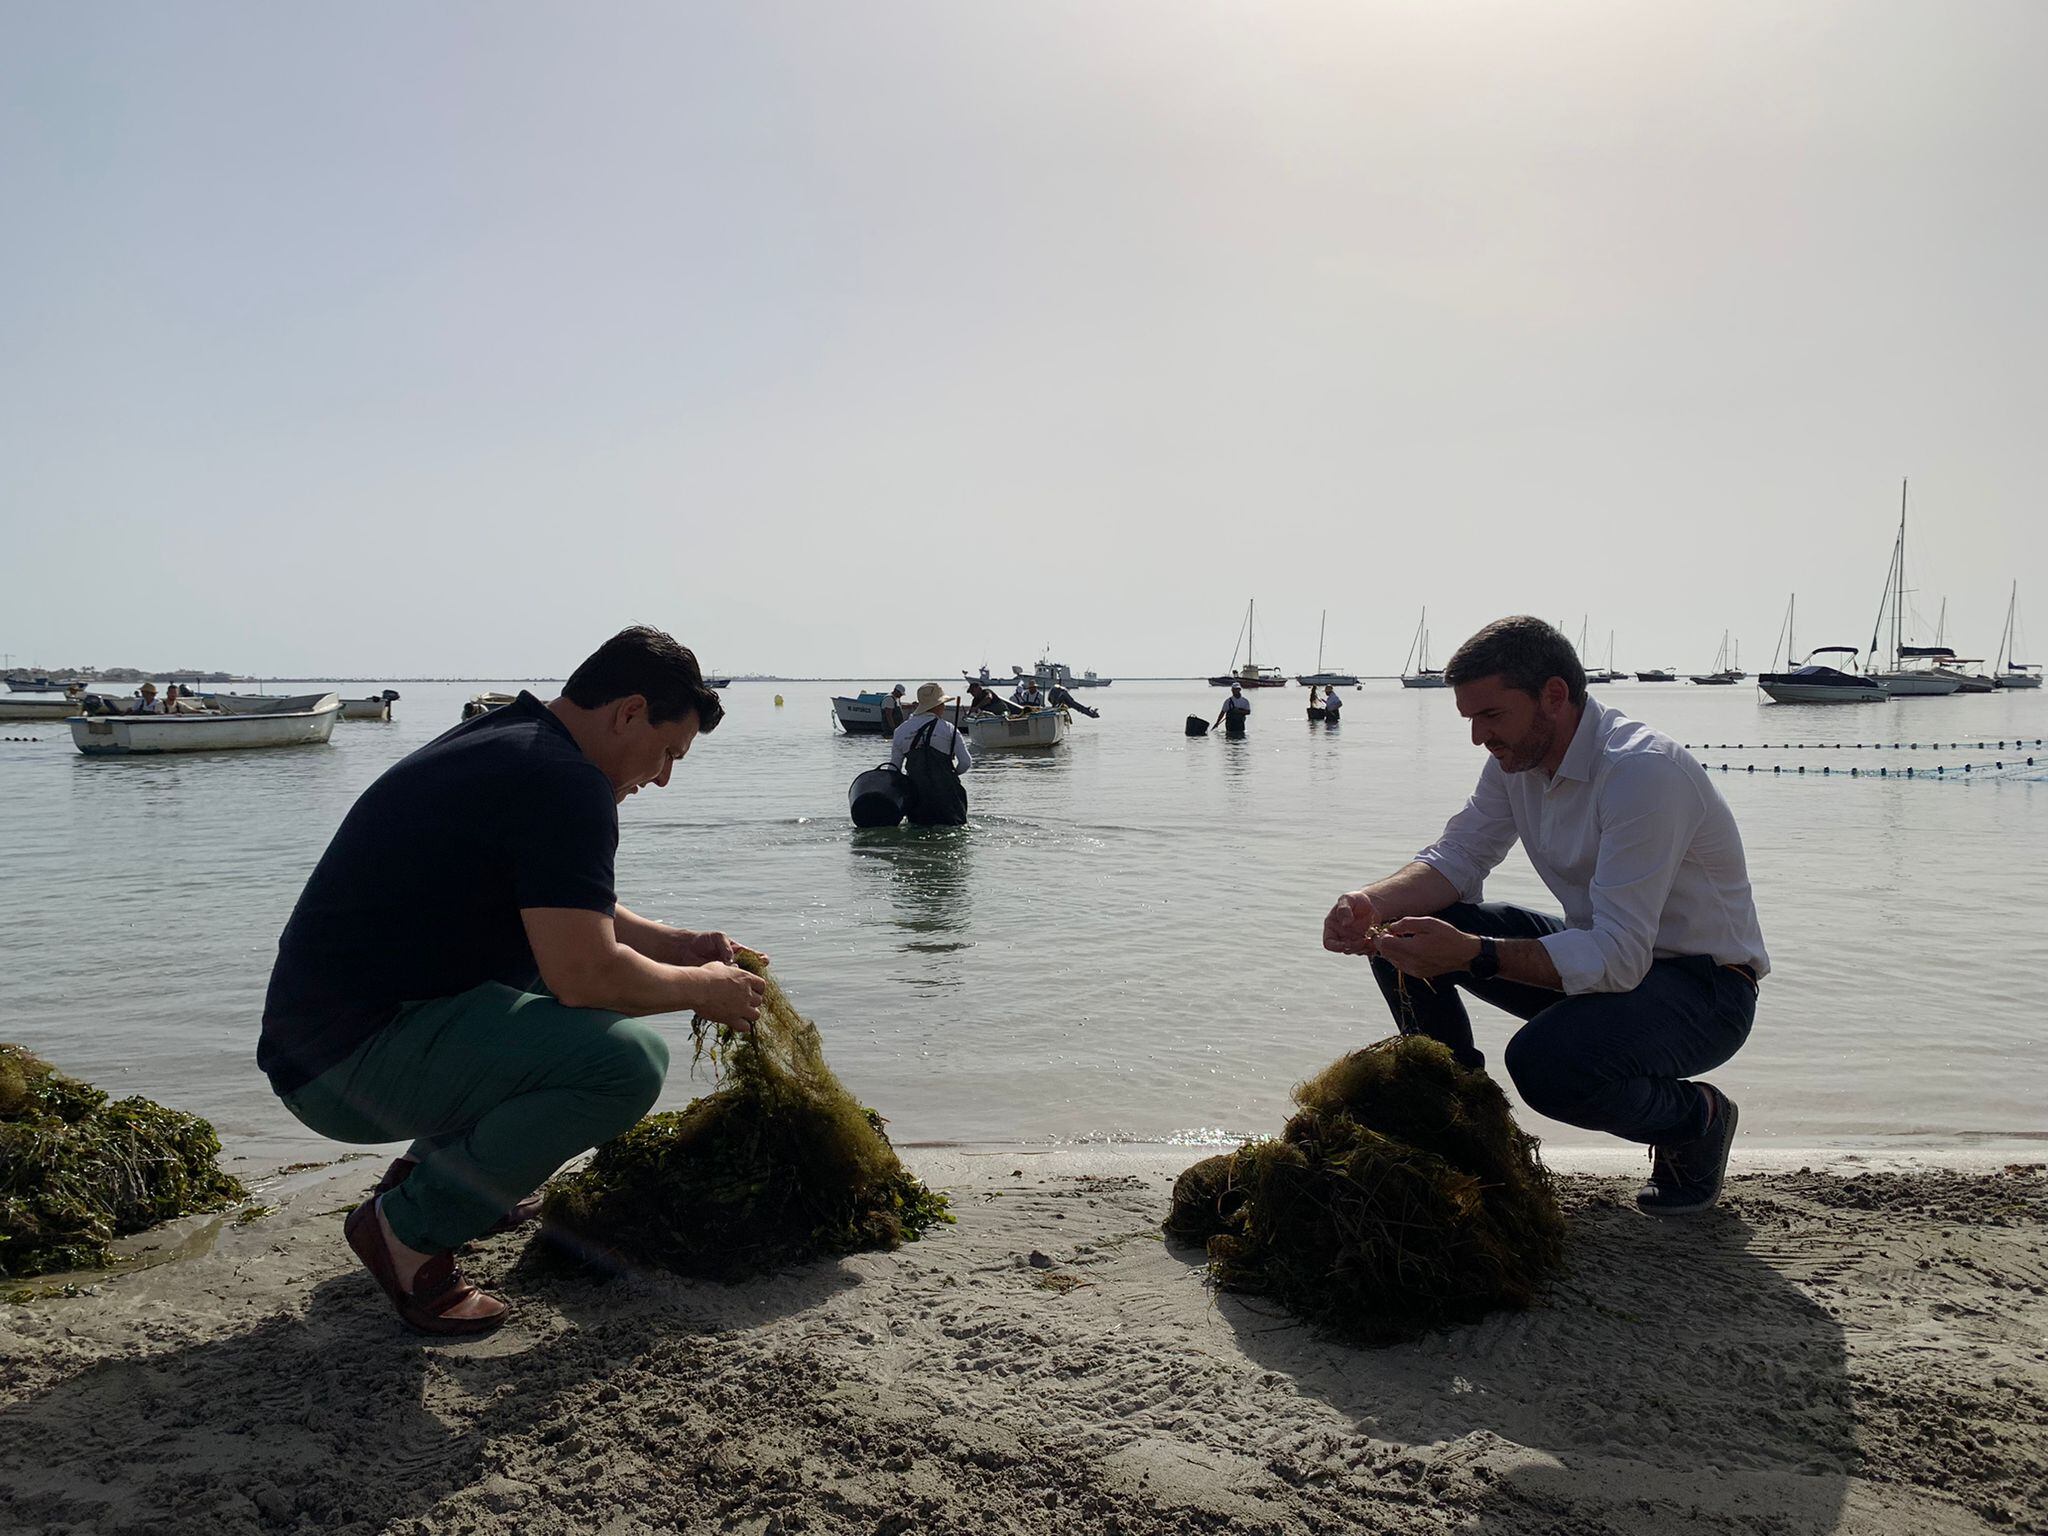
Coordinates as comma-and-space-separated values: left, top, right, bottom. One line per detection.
1370, 902, 1756, 1146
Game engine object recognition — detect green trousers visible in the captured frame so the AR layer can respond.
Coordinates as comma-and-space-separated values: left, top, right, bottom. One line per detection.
279, 983, 670, 1253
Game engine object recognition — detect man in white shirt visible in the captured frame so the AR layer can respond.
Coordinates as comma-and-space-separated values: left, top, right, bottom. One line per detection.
1322, 616, 1766, 1215
890, 682, 973, 825
1011, 676, 1044, 708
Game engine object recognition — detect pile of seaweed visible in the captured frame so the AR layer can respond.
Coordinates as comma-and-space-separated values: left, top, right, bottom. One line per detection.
541, 951, 950, 1278
1166, 1034, 1564, 1344
1, 1043, 247, 1279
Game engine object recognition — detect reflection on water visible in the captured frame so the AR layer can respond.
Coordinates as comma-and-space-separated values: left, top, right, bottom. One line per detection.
850, 824, 974, 975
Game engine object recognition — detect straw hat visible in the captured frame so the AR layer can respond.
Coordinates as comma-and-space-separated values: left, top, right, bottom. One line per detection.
141, 681, 158, 695
915, 682, 947, 714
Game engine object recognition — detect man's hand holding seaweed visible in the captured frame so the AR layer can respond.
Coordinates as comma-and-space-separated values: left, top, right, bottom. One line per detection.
1323, 891, 1383, 956
692, 961, 767, 1031
1373, 917, 1478, 980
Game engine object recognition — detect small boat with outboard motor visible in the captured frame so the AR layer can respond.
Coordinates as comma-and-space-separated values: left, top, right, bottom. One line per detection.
70, 693, 343, 755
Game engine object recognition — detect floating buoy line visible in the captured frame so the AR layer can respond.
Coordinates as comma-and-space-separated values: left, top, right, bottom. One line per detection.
1701, 757, 2041, 781
1680, 738, 2046, 752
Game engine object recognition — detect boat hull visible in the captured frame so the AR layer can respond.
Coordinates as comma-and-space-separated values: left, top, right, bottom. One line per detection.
0, 696, 82, 721
340, 697, 394, 720
1871, 672, 1961, 697
1757, 678, 1888, 705
830, 697, 895, 735
1400, 674, 1449, 689
1295, 673, 1360, 687
966, 707, 1069, 750
70, 697, 342, 754
1996, 672, 2043, 689
197, 692, 338, 716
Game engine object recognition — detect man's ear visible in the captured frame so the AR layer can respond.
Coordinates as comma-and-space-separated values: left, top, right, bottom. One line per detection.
613, 694, 649, 732
1543, 676, 1571, 713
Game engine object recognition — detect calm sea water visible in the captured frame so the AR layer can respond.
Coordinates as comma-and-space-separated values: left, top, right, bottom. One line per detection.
2, 678, 2043, 1164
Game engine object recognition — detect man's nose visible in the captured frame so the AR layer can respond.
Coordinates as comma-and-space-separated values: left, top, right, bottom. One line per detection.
654, 759, 674, 788
1469, 720, 1485, 746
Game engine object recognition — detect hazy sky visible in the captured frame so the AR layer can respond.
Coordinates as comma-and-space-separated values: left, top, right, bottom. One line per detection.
4, 2, 2043, 678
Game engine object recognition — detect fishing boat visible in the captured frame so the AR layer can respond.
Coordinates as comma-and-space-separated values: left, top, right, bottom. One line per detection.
4, 675, 71, 692
829, 692, 905, 735
965, 705, 1069, 751
1995, 582, 2041, 688
1634, 668, 1676, 683
1209, 601, 1287, 687
1756, 597, 1888, 704
1294, 611, 1360, 688
0, 693, 84, 721
340, 690, 401, 720
69, 694, 343, 755
1866, 480, 1960, 696
1399, 609, 1449, 689
461, 691, 519, 721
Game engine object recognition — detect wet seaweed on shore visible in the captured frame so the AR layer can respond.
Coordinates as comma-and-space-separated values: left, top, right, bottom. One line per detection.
0, 1044, 247, 1279
1166, 1034, 1564, 1344
539, 951, 950, 1279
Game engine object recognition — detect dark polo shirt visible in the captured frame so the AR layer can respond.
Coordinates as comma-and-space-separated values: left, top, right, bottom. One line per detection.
258, 692, 618, 1093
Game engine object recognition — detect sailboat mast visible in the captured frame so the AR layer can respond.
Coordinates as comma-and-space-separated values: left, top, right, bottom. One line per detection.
1895, 478, 1907, 667
1317, 610, 1326, 673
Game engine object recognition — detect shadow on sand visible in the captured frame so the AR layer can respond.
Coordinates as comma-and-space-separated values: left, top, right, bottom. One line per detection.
1176, 1187, 1852, 1535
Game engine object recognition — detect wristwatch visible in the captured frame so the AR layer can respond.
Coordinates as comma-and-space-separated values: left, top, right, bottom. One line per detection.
1469, 936, 1501, 980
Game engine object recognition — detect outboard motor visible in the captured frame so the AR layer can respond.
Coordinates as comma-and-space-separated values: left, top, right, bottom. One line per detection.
848, 764, 910, 828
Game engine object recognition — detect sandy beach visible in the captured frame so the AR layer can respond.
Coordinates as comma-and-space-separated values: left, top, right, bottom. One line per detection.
3, 1147, 2043, 1535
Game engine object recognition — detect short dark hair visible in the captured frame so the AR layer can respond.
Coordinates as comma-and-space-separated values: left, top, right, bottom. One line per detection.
562, 625, 724, 730
1444, 616, 1586, 706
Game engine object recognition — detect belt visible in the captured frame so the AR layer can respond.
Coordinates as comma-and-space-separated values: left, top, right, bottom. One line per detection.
1722, 962, 1760, 989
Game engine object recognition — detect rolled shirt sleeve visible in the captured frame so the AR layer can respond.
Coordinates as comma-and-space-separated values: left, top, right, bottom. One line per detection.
952, 727, 973, 773
1414, 762, 1520, 901
1539, 753, 1705, 994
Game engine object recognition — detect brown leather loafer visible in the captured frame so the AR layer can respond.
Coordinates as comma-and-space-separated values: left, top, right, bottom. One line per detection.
343, 1198, 509, 1336
373, 1157, 545, 1235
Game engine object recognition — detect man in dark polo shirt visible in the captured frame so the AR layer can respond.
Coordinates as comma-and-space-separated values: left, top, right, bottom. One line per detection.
260, 625, 765, 1335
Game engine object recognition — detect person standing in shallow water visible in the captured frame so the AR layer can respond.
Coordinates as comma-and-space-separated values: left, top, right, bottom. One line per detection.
1321, 615, 1768, 1215
258, 625, 768, 1334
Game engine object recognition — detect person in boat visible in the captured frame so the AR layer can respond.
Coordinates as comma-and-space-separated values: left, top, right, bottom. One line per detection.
1011, 675, 1045, 708
1045, 682, 1099, 719
258, 625, 765, 1335
967, 681, 1023, 717
889, 682, 972, 826
135, 682, 163, 714
1321, 616, 1767, 1216
1214, 683, 1251, 735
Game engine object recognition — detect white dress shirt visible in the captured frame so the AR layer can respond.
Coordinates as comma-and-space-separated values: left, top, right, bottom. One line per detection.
1414, 697, 1769, 994
890, 711, 973, 773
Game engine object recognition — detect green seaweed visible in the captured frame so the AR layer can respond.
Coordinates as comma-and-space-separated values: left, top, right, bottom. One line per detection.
1167, 1034, 1564, 1344
541, 952, 950, 1278
0, 1044, 248, 1280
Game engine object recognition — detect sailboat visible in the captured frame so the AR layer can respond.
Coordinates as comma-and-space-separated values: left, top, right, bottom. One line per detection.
1209, 599, 1288, 687
1756, 593, 1888, 704
1399, 609, 1449, 688
1995, 582, 2043, 688
1586, 627, 1626, 685
1294, 611, 1359, 688
1867, 479, 1960, 697
1930, 599, 1996, 692
1689, 632, 1743, 684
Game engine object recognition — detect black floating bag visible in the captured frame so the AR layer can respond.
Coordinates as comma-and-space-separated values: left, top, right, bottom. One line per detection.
1186, 715, 1210, 736
903, 717, 968, 826
848, 764, 908, 828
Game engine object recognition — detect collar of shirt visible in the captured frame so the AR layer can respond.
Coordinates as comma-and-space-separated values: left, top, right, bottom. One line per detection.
1547, 697, 1609, 789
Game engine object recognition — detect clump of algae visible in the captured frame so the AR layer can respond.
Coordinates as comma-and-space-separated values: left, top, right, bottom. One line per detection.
540, 951, 950, 1278
1167, 1034, 1564, 1344
1, 1043, 247, 1280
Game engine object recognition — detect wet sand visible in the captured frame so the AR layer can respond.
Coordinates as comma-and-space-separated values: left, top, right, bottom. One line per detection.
3, 1149, 2043, 1535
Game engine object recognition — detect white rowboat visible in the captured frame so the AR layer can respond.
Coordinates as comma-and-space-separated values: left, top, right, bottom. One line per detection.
0, 695, 83, 721
70, 695, 342, 755
966, 706, 1069, 751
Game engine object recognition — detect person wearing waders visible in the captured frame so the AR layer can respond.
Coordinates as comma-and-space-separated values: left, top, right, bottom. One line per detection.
890, 682, 972, 825
1214, 683, 1251, 736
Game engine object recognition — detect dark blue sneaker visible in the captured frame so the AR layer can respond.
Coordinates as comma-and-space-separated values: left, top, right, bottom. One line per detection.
1637, 1088, 1738, 1215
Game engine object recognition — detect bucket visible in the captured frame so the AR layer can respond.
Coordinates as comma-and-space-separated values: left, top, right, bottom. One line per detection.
848, 765, 909, 828
1185, 715, 1210, 737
